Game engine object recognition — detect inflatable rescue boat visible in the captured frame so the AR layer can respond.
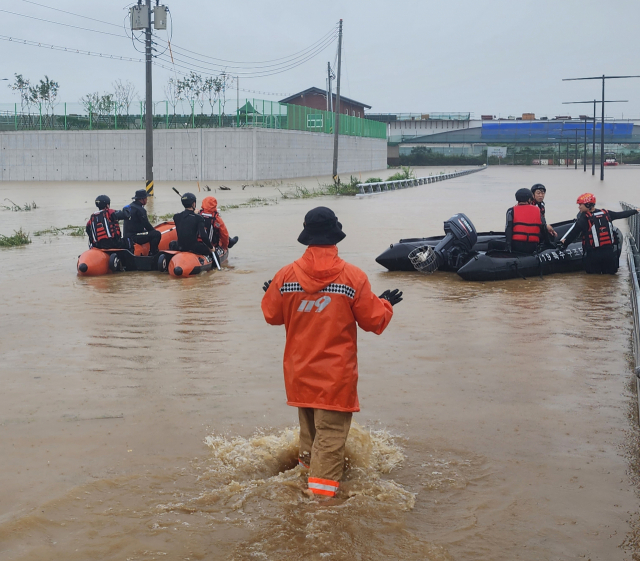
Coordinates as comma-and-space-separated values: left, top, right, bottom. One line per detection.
376, 214, 622, 282
166, 247, 229, 278
77, 221, 178, 276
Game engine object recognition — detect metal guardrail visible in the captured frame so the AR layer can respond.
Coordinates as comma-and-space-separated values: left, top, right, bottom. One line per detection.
621, 201, 640, 421
356, 166, 486, 196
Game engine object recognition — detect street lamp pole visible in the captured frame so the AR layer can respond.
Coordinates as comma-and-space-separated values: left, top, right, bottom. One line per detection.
563, 74, 640, 180
562, 98, 627, 176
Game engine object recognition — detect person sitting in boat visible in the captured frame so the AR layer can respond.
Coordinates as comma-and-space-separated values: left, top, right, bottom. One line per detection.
558, 193, 639, 274
122, 189, 161, 256
505, 188, 543, 254
531, 184, 557, 239
86, 195, 131, 250
173, 192, 214, 256
199, 196, 238, 252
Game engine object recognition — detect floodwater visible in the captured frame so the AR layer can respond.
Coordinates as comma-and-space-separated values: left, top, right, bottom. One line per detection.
1, 166, 640, 560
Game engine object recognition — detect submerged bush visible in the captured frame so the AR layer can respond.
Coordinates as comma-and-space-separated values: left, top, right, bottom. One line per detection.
0, 228, 31, 247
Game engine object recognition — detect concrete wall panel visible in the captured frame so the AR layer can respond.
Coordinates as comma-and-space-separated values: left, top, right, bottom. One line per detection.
0, 129, 386, 181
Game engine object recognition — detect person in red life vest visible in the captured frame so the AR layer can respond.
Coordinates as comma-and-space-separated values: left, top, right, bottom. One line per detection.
85, 195, 131, 250
199, 196, 238, 251
531, 184, 557, 239
505, 188, 544, 254
558, 193, 639, 274
261, 207, 403, 499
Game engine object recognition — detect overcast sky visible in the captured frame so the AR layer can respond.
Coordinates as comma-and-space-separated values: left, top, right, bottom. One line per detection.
1, 0, 639, 119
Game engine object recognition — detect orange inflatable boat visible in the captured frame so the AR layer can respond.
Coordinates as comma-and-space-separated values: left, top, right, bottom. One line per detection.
167, 248, 229, 278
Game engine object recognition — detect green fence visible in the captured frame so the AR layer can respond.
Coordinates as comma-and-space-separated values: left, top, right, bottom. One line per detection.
0, 98, 386, 140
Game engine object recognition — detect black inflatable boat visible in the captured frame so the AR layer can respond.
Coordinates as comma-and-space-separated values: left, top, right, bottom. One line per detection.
376, 214, 622, 281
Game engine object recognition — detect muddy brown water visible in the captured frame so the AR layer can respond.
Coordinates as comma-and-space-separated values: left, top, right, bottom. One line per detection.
1, 166, 640, 560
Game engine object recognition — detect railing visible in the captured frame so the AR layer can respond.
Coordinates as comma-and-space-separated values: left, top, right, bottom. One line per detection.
621, 200, 640, 421
356, 166, 485, 196
0, 98, 387, 140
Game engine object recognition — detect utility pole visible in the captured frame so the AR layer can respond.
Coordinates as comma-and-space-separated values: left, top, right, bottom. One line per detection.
145, 0, 153, 196
236, 76, 239, 126
563, 74, 640, 180
574, 129, 578, 169
327, 62, 333, 113
131, 1, 167, 196
562, 98, 628, 176
332, 19, 343, 183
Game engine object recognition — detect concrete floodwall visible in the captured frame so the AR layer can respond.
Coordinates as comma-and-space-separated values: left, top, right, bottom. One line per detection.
0, 128, 386, 182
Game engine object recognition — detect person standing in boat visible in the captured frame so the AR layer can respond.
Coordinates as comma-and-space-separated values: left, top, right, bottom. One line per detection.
199, 196, 238, 252
558, 193, 639, 274
531, 184, 557, 239
505, 188, 544, 254
173, 192, 214, 256
123, 190, 161, 256
261, 206, 402, 499
86, 195, 131, 250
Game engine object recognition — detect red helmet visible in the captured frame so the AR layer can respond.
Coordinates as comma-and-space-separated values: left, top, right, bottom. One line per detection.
576, 193, 596, 205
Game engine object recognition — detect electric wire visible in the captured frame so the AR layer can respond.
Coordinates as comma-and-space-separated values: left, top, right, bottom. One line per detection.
154, 21, 339, 66
153, 31, 338, 73
0, 8, 127, 38
0, 34, 142, 62
153, 33, 338, 78
19, 0, 122, 28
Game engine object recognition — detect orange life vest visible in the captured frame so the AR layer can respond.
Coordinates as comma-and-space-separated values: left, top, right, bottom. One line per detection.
198, 211, 220, 246
584, 210, 614, 248
512, 204, 542, 244
88, 209, 121, 245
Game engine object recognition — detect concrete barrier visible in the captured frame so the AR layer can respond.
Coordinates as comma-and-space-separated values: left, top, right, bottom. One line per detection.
0, 128, 387, 182
355, 166, 486, 196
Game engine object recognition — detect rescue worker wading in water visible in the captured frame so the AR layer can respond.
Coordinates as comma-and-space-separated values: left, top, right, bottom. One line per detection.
261, 207, 403, 499
86, 195, 131, 250
558, 193, 640, 274
505, 188, 544, 254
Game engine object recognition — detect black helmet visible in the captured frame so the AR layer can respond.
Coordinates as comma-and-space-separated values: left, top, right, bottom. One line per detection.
531, 183, 546, 195
515, 188, 533, 203
95, 195, 110, 209
181, 192, 197, 208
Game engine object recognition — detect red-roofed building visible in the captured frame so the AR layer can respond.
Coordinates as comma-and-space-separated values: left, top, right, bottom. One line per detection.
279, 87, 371, 118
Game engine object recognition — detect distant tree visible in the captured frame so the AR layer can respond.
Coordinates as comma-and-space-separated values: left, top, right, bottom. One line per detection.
80, 92, 100, 126
112, 79, 137, 125
164, 77, 179, 121
177, 72, 203, 117
9, 74, 34, 126
32, 76, 59, 127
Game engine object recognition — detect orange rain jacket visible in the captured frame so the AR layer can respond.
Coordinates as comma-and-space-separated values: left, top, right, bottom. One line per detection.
200, 196, 229, 250
261, 245, 394, 412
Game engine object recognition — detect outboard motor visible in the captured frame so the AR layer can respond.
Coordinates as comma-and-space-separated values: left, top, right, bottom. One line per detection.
409, 213, 478, 273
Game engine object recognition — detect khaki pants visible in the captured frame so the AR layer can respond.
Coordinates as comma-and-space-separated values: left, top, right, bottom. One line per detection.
298, 408, 352, 496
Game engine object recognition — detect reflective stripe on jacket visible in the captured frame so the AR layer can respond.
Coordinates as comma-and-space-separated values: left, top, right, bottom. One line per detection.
86, 209, 122, 246
261, 245, 393, 413
512, 204, 542, 244
585, 210, 614, 248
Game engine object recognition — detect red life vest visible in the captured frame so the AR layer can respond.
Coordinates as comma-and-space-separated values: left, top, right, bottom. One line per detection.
199, 211, 220, 246
88, 209, 121, 246
584, 210, 614, 248
512, 204, 542, 244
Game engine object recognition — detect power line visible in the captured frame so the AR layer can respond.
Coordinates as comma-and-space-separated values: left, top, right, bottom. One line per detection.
0, 8, 127, 38
0, 34, 142, 62
155, 19, 339, 66
153, 34, 338, 78
153, 31, 338, 73
19, 0, 122, 28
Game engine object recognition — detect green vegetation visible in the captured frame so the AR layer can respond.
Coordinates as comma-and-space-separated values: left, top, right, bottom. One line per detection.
220, 197, 277, 212
2, 198, 37, 211
0, 228, 31, 247
400, 147, 485, 166
279, 176, 363, 199
364, 177, 383, 183
147, 212, 175, 223
386, 166, 416, 181
34, 225, 84, 237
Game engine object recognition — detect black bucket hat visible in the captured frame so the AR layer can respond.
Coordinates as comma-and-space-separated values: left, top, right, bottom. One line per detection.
297, 206, 346, 246
133, 189, 149, 200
